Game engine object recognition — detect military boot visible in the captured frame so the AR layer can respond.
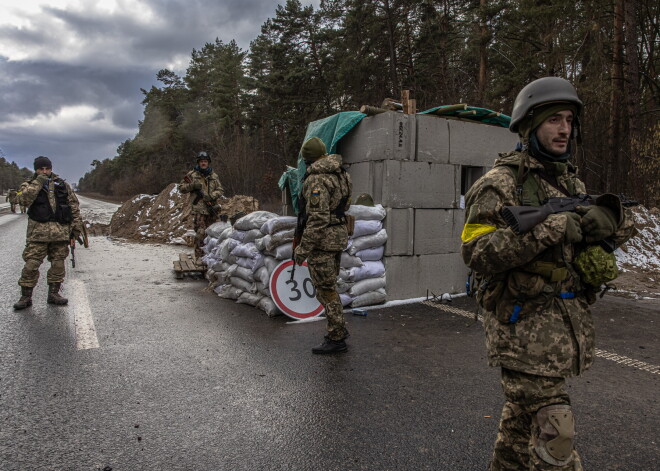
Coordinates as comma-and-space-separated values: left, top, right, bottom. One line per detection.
47, 283, 68, 305
13, 287, 33, 310
312, 338, 348, 354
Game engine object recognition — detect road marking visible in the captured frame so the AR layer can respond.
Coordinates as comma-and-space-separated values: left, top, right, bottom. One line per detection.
68, 279, 100, 350
421, 301, 660, 375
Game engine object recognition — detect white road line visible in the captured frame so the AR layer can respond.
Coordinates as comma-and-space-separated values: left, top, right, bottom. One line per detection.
68, 279, 100, 350
421, 301, 660, 375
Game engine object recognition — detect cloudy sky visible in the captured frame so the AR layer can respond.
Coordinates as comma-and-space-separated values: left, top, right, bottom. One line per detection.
0, 0, 319, 183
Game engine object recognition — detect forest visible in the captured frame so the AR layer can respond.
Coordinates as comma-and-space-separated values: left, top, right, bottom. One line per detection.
0, 156, 32, 194
77, 0, 659, 207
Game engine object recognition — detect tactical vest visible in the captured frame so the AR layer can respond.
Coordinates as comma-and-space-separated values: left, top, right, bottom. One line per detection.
28, 179, 73, 224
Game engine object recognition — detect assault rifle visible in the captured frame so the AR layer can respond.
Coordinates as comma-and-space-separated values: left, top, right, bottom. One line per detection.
70, 222, 90, 268
183, 175, 219, 218
290, 201, 308, 281
501, 194, 638, 251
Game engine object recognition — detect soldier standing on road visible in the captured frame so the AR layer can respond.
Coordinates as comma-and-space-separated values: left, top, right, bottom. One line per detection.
294, 137, 352, 354
178, 151, 224, 259
13, 156, 83, 310
6, 188, 18, 213
18, 188, 27, 214
461, 77, 636, 470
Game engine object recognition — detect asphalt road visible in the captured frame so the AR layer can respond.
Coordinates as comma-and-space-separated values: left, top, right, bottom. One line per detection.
0, 204, 658, 470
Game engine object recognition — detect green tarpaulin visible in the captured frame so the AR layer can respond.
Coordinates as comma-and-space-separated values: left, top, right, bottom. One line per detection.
418, 105, 511, 128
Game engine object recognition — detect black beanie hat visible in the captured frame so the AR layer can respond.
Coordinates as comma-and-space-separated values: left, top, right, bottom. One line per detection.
34, 156, 52, 170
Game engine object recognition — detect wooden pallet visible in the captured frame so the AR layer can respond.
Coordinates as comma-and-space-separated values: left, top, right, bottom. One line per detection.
173, 253, 206, 279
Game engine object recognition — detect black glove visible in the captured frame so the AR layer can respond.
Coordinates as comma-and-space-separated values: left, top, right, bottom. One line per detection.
576, 205, 617, 243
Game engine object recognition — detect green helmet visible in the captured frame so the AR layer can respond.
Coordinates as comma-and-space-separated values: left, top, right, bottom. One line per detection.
574, 245, 619, 287
355, 193, 375, 206
509, 77, 583, 135
301, 137, 327, 162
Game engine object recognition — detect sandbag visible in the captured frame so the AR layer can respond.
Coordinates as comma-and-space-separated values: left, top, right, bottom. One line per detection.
351, 288, 387, 307
233, 266, 255, 283
233, 211, 278, 231
339, 293, 353, 307
341, 252, 364, 268
355, 245, 385, 262
346, 261, 385, 282
236, 292, 264, 307
263, 256, 279, 274
267, 228, 295, 251
351, 220, 383, 238
235, 254, 264, 272
231, 242, 260, 259
336, 279, 354, 294
230, 276, 256, 293
206, 221, 232, 238
348, 229, 388, 256
349, 276, 386, 297
229, 229, 248, 241
273, 243, 293, 260
346, 204, 386, 221
261, 216, 297, 235
254, 235, 269, 252
257, 297, 282, 317
215, 284, 243, 300
219, 238, 240, 261
243, 229, 264, 243
255, 282, 270, 298
217, 227, 233, 244
254, 266, 270, 286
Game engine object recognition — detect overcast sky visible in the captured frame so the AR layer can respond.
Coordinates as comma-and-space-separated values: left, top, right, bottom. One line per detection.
0, 0, 319, 184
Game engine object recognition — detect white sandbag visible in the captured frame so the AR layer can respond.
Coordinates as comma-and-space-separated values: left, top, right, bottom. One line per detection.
257, 297, 282, 317
261, 216, 297, 235
235, 254, 264, 272
236, 292, 264, 307
254, 235, 269, 252
338, 268, 350, 281
351, 220, 383, 238
339, 293, 353, 307
219, 238, 240, 261
267, 228, 295, 251
263, 256, 279, 274
202, 237, 218, 254
349, 276, 386, 297
351, 288, 387, 307
348, 229, 388, 256
346, 204, 386, 221
233, 266, 255, 283
215, 284, 243, 300
231, 242, 260, 259
255, 282, 270, 298
243, 228, 264, 243
336, 279, 354, 294
218, 226, 233, 244
254, 266, 270, 286
355, 245, 385, 261
233, 211, 279, 231
211, 260, 225, 272
230, 276, 255, 293
346, 261, 385, 282
341, 252, 364, 268
206, 221, 232, 238
273, 243, 293, 260
230, 229, 248, 241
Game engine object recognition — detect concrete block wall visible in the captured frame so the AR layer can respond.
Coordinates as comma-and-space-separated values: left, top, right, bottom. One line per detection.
337, 112, 517, 300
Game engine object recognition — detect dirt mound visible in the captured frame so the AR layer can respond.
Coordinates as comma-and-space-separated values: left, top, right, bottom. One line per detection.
109, 183, 261, 244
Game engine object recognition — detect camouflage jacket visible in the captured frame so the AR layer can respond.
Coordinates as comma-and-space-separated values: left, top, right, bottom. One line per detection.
19, 173, 82, 243
461, 151, 636, 378
299, 154, 352, 254
178, 169, 223, 216
6, 190, 18, 203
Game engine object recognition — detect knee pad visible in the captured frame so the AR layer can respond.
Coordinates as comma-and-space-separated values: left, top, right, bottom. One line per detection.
533, 404, 576, 466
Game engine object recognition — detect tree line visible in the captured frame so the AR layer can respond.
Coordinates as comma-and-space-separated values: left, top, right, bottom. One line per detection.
0, 156, 33, 194
77, 0, 659, 207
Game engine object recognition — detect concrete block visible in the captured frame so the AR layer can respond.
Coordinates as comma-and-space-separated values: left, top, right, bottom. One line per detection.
384, 253, 468, 300
447, 119, 519, 167
415, 114, 450, 164
381, 161, 459, 209
384, 208, 414, 256
339, 112, 416, 163
414, 209, 464, 255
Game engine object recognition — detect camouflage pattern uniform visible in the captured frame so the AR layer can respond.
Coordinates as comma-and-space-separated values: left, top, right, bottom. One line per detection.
178, 168, 223, 258
18, 173, 82, 288
6, 189, 18, 212
297, 153, 352, 342
461, 151, 635, 470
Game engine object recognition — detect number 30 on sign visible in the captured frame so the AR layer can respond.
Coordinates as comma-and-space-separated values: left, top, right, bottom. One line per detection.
269, 260, 324, 320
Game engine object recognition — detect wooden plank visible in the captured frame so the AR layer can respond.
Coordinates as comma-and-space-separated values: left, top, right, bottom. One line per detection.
179, 253, 191, 262
173, 261, 182, 271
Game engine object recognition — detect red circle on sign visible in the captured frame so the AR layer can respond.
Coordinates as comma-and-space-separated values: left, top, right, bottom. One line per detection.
269, 260, 325, 320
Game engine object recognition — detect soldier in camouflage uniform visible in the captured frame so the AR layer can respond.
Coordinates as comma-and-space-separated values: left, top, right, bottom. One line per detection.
178, 151, 224, 259
294, 137, 353, 354
461, 77, 636, 470
6, 189, 18, 212
14, 156, 83, 310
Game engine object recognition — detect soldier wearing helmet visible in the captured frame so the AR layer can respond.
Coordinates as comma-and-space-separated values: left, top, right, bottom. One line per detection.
178, 151, 224, 258
461, 77, 635, 470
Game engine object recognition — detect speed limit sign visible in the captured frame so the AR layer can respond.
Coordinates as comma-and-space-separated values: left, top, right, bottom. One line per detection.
269, 260, 324, 320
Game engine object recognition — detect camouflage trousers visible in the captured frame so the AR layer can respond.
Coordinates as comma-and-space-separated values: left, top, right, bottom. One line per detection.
491, 368, 582, 471
193, 213, 214, 258
306, 250, 347, 341
18, 241, 70, 287
9, 203, 17, 212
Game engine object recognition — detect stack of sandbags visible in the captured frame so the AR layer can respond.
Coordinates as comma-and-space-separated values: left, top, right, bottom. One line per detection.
338, 204, 388, 308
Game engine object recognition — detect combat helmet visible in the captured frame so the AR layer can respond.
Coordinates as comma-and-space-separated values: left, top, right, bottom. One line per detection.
197, 151, 211, 163
509, 77, 583, 136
